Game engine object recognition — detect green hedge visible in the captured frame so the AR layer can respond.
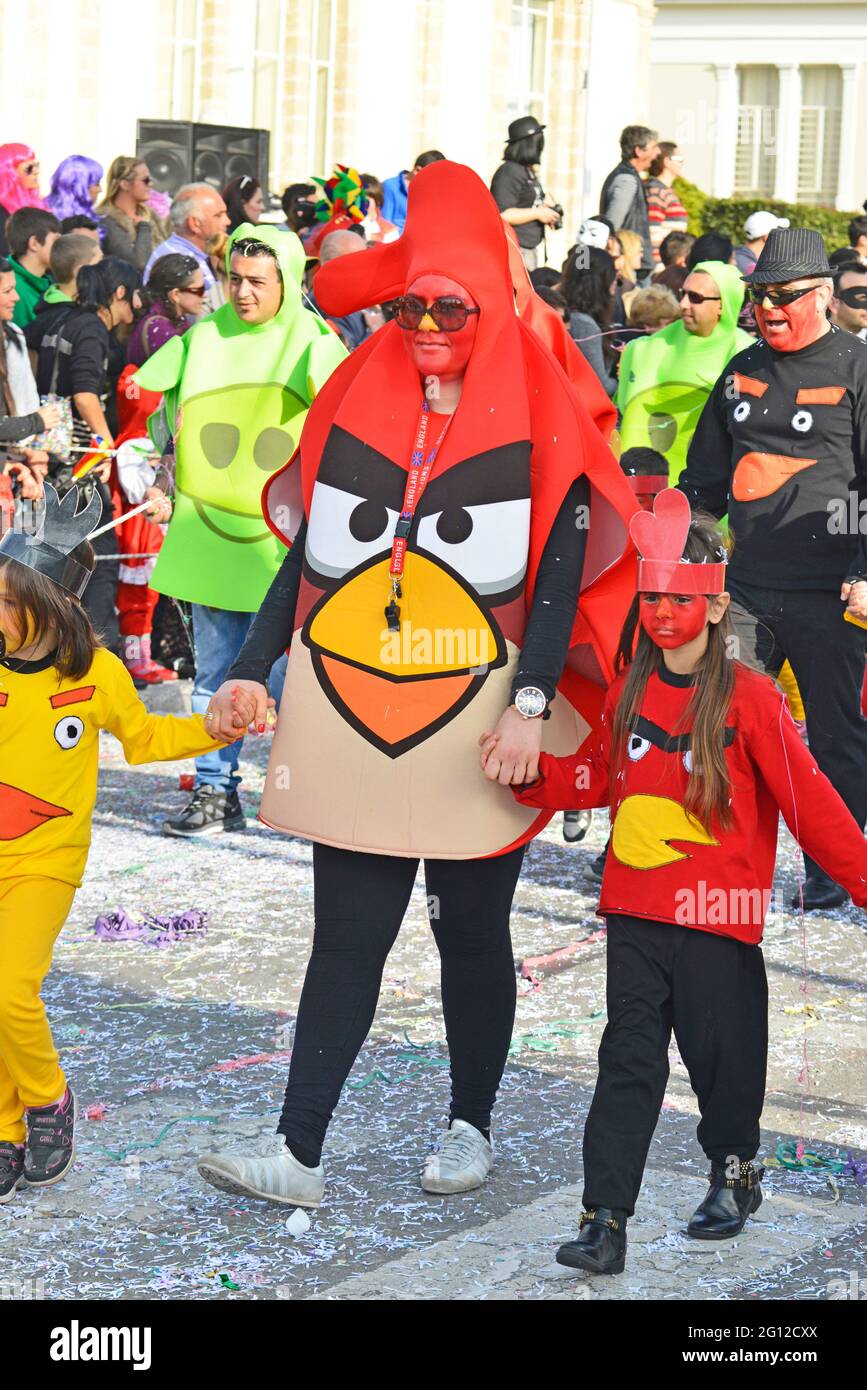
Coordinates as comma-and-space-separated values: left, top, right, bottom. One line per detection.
673, 177, 859, 251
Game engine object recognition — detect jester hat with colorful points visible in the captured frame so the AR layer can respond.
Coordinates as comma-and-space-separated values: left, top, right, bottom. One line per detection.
0, 481, 102, 599
630, 488, 727, 594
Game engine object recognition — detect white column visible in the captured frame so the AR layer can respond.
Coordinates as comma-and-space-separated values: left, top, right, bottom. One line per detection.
836, 64, 859, 211
712, 64, 739, 198
773, 63, 801, 203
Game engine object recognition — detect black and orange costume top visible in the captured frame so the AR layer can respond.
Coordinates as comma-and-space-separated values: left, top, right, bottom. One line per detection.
680, 327, 867, 588
514, 661, 867, 944
249, 161, 638, 859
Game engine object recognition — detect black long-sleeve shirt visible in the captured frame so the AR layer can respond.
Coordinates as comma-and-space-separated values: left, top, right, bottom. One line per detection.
679, 326, 867, 588
229, 476, 591, 705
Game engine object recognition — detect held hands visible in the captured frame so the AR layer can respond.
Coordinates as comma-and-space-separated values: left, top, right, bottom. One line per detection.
536, 205, 560, 226
204, 680, 276, 740
841, 579, 867, 621
479, 706, 543, 785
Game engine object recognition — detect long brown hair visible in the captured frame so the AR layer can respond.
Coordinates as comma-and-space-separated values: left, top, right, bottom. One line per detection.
0, 543, 100, 679
611, 515, 736, 832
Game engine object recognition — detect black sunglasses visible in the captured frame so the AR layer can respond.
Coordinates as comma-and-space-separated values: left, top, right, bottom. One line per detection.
748, 282, 821, 307
393, 295, 480, 332
679, 289, 721, 305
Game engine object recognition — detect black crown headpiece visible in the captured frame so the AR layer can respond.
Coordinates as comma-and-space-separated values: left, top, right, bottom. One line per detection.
0, 482, 103, 597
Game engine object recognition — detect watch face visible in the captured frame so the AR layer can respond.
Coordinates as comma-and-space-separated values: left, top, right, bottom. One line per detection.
515, 686, 546, 718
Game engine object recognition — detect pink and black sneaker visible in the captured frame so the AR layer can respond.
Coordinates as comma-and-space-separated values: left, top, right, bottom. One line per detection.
24, 1086, 77, 1187
0, 1142, 24, 1203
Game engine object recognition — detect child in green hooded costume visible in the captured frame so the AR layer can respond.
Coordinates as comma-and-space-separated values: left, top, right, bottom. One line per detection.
617, 260, 752, 484
133, 223, 347, 837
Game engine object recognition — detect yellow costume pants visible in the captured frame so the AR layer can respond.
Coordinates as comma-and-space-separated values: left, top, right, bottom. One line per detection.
0, 877, 74, 1143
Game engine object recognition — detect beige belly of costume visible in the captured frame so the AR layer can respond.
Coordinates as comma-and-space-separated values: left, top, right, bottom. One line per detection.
259, 639, 588, 858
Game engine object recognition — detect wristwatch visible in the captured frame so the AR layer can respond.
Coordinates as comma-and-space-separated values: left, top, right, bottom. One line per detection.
513, 686, 550, 720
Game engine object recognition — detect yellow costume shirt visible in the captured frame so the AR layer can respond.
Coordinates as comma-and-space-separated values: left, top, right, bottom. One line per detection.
0, 646, 225, 886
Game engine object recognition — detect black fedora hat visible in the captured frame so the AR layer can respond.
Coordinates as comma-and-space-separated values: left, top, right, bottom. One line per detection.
507, 115, 546, 143
744, 227, 832, 285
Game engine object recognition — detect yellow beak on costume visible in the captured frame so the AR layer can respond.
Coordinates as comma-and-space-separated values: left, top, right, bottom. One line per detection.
307, 552, 498, 747
612, 794, 718, 869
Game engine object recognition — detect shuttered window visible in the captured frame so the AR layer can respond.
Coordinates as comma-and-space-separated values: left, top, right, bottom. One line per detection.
798, 67, 842, 204
735, 67, 779, 198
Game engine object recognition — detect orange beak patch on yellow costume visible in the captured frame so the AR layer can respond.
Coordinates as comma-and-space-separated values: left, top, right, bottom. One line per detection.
304, 551, 504, 755
731, 451, 817, 502
612, 794, 718, 869
0, 781, 71, 841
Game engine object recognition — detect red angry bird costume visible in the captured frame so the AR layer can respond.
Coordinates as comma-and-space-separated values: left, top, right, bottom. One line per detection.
258, 160, 637, 858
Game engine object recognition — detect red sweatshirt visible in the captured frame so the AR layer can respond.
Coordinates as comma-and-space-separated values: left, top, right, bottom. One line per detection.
513, 663, 867, 943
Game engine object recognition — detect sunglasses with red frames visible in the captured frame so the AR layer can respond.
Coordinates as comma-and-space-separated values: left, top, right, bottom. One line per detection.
678, 289, 721, 305
393, 295, 480, 331
747, 282, 822, 307
180, 284, 207, 297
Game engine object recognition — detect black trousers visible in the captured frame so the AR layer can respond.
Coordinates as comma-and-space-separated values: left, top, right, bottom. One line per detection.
726, 578, 867, 877
278, 841, 525, 1164
582, 915, 768, 1216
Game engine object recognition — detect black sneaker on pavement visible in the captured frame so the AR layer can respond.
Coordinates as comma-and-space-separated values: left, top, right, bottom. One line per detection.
162, 785, 246, 838
24, 1086, 76, 1188
0, 1142, 24, 1203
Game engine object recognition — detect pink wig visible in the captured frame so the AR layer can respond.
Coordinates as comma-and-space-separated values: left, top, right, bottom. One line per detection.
0, 143, 46, 214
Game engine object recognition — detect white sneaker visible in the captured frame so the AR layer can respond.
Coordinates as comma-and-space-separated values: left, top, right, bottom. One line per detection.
421, 1119, 494, 1194
197, 1139, 325, 1207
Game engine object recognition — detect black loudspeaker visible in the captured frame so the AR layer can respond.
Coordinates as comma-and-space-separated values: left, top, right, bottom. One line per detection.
136, 121, 271, 196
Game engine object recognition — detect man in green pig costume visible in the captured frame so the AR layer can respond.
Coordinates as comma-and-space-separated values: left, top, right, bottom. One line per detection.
617, 260, 752, 483
134, 223, 347, 835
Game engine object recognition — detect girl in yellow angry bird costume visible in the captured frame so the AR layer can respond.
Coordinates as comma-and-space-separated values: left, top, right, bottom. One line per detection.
0, 483, 225, 1202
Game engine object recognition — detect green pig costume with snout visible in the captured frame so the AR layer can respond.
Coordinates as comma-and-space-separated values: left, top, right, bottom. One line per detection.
134, 222, 347, 611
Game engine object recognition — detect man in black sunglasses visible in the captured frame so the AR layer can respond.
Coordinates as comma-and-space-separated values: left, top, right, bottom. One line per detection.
830, 264, 867, 341
679, 227, 867, 912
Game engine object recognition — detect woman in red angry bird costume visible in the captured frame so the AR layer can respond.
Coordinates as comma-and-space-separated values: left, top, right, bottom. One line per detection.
195, 161, 637, 1209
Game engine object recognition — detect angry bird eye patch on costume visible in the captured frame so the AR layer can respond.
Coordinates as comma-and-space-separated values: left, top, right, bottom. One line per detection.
732, 374, 768, 399
628, 713, 736, 755
49, 686, 95, 708
795, 386, 846, 406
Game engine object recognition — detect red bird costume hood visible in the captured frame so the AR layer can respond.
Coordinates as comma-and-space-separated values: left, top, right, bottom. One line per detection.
260, 161, 637, 858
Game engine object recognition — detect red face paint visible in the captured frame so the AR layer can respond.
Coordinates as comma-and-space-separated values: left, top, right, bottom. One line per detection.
755, 291, 823, 353
401, 273, 479, 384
639, 593, 708, 648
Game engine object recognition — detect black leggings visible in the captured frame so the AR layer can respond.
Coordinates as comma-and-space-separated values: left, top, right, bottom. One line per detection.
278, 842, 525, 1165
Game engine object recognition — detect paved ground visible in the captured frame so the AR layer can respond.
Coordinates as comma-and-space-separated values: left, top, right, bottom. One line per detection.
2, 707, 865, 1302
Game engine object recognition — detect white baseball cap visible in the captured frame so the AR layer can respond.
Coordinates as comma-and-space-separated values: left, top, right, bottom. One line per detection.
576, 218, 610, 250
744, 210, 790, 240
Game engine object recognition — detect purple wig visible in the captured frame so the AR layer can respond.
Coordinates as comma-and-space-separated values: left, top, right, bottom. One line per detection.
45, 155, 103, 221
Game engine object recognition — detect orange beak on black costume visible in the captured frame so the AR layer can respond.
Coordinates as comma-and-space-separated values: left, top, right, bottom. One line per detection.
259, 160, 638, 856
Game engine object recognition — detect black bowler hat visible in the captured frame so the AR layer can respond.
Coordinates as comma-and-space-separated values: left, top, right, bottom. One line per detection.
744, 227, 832, 284
507, 116, 546, 142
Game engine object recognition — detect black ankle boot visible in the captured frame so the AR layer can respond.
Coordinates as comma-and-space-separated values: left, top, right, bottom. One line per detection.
789, 870, 848, 912
556, 1207, 627, 1274
687, 1160, 764, 1240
